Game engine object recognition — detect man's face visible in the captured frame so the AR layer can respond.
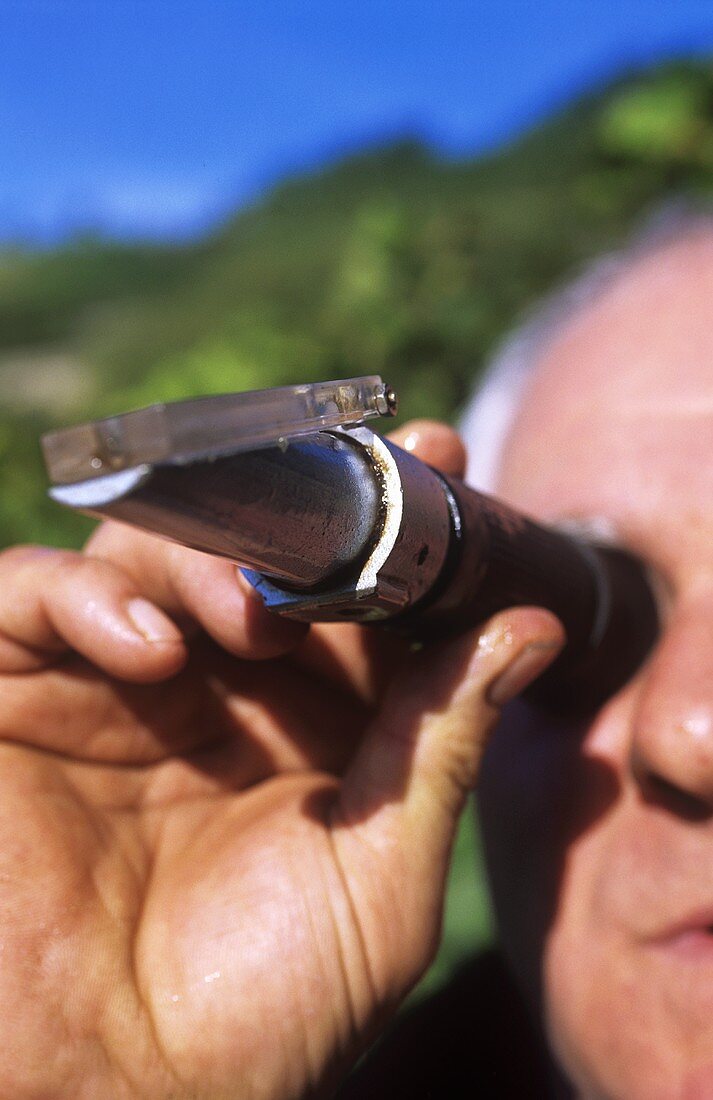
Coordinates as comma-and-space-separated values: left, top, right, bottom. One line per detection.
477, 233, 713, 1099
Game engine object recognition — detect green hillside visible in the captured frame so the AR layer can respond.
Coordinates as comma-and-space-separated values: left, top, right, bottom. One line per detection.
3, 57, 713, 548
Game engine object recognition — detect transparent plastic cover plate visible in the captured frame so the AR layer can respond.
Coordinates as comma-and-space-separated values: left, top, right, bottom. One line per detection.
42, 375, 395, 486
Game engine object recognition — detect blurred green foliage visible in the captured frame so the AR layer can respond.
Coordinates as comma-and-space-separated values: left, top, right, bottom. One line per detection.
3, 59, 713, 549
1, 58, 712, 994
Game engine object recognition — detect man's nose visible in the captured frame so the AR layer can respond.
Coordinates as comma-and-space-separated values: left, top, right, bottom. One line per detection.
629, 592, 713, 812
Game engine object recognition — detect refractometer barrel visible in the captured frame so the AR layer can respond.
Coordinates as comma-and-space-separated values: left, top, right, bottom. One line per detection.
50, 426, 659, 712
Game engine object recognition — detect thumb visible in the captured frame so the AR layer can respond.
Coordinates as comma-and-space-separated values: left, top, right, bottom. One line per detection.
335, 607, 564, 991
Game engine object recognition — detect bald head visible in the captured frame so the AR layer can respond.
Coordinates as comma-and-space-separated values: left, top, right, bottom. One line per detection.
494, 229, 713, 564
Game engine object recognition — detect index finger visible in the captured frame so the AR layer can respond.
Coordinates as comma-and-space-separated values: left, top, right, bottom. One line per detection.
86, 523, 308, 660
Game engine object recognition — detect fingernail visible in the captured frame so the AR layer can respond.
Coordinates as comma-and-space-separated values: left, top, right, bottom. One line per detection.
235, 567, 265, 603
126, 598, 183, 644
487, 640, 563, 707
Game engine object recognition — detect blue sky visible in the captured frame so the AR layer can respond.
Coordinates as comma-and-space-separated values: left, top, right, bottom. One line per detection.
1, 0, 713, 244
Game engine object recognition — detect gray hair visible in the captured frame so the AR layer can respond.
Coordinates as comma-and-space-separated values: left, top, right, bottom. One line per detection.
459, 200, 713, 493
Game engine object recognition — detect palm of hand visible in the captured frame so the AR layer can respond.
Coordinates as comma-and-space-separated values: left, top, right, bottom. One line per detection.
0, 633, 400, 1099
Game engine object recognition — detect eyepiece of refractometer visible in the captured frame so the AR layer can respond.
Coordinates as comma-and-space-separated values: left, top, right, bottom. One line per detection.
48, 424, 659, 713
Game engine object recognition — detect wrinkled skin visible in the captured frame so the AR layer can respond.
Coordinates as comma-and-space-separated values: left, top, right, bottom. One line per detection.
0, 424, 562, 1099
478, 229, 713, 1099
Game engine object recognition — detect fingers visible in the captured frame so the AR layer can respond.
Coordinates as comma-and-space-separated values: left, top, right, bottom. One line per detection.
334, 608, 564, 986
0, 545, 187, 681
86, 524, 308, 660
388, 419, 467, 478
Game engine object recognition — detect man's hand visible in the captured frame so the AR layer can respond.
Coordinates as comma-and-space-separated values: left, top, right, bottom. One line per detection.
0, 424, 563, 1098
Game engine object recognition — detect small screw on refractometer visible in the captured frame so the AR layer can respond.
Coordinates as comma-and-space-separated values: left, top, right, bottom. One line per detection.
376, 383, 399, 417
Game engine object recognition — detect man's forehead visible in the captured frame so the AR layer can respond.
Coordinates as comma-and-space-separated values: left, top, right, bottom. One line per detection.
497, 231, 713, 543
499, 234, 708, 479
535, 230, 713, 400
